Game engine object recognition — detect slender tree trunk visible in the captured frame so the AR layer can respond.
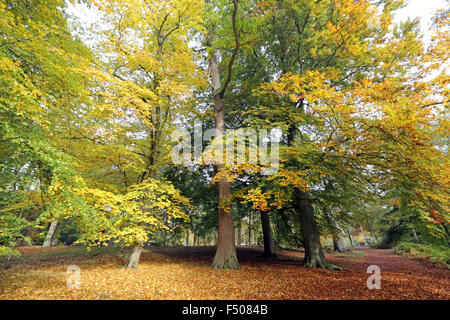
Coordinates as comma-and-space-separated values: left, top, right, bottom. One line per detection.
42, 220, 58, 248
194, 233, 198, 246
443, 223, 450, 238
126, 244, 143, 269
345, 229, 354, 248
185, 229, 190, 246
441, 224, 450, 246
294, 189, 341, 269
260, 211, 276, 258
237, 224, 241, 246
209, 49, 239, 270
366, 218, 377, 242
411, 228, 420, 243
248, 220, 252, 246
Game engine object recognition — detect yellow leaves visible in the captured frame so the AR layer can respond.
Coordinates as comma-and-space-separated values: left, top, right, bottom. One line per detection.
77, 178, 190, 247
242, 189, 270, 211
271, 170, 308, 190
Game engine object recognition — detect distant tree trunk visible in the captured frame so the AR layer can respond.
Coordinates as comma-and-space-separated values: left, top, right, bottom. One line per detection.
260, 211, 276, 258
366, 218, 377, 242
332, 236, 339, 251
237, 224, 241, 246
248, 221, 252, 246
193, 233, 198, 246
42, 220, 58, 248
344, 229, 354, 248
185, 229, 190, 246
294, 190, 341, 269
126, 244, 143, 269
411, 228, 420, 242
443, 223, 450, 238
442, 224, 450, 246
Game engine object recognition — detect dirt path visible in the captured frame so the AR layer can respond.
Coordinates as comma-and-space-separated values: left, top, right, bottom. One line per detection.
0, 246, 448, 299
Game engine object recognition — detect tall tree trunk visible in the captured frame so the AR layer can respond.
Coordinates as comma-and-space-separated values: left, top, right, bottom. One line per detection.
260, 211, 276, 258
126, 244, 143, 269
42, 220, 58, 248
294, 190, 342, 269
209, 48, 239, 269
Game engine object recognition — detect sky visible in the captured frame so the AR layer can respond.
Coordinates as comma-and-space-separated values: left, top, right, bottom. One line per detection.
66, 0, 449, 41
394, 0, 449, 35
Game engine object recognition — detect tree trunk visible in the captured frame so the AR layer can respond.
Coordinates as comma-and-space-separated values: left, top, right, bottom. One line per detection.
260, 211, 276, 258
126, 244, 143, 269
237, 224, 241, 246
294, 190, 342, 269
185, 229, 190, 246
345, 229, 354, 248
248, 217, 252, 246
332, 236, 339, 251
209, 49, 239, 270
42, 220, 58, 248
411, 228, 420, 243
366, 218, 377, 242
441, 224, 450, 246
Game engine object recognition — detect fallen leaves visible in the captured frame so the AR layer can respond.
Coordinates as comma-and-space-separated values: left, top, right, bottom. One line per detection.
0, 246, 448, 300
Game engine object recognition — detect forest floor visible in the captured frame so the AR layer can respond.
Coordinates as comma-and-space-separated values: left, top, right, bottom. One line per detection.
0, 245, 448, 300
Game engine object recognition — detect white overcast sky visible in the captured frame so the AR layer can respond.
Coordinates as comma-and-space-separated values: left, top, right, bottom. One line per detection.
66, 0, 449, 42
394, 0, 449, 32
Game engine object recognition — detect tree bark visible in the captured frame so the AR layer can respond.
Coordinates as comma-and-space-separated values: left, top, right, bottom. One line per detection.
185, 229, 190, 246
248, 220, 252, 246
345, 229, 354, 248
411, 228, 420, 243
441, 224, 450, 246
294, 189, 342, 269
126, 244, 143, 269
42, 220, 58, 248
333, 237, 339, 251
366, 218, 377, 242
237, 224, 241, 246
332, 235, 345, 252
260, 211, 276, 258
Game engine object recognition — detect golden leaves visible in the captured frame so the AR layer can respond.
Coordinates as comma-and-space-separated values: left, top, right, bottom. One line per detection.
1, 246, 449, 300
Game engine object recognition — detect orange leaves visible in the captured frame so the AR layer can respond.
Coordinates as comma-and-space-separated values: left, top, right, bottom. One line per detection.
271, 170, 308, 189
1, 246, 449, 300
241, 189, 269, 211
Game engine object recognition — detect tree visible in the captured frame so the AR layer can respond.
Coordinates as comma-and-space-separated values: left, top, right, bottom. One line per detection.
0, 0, 93, 252
66, 0, 205, 268
231, 0, 447, 268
